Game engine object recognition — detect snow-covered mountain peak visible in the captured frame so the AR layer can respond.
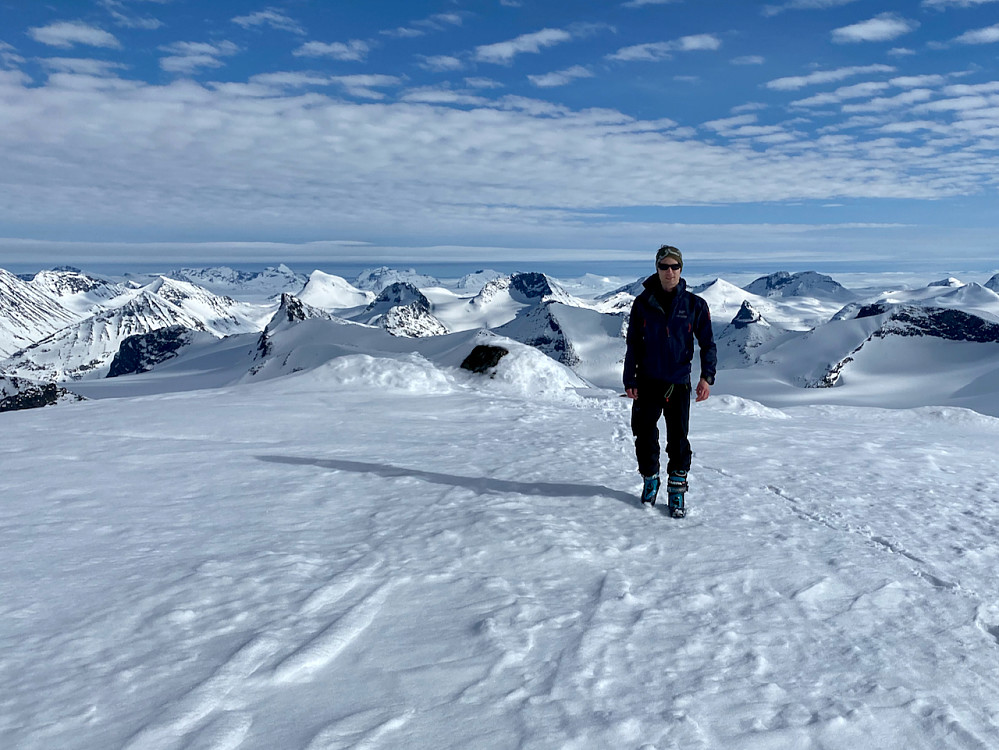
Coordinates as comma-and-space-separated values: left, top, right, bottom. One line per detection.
267, 293, 346, 332
353, 266, 439, 293
744, 271, 854, 302
716, 300, 784, 369
985, 273, 999, 293
168, 264, 307, 299
0, 268, 80, 358
359, 282, 448, 338
298, 270, 375, 310
455, 269, 505, 294
509, 272, 574, 305
731, 300, 770, 329
874, 304, 999, 343
30, 267, 121, 301
928, 277, 964, 288
365, 282, 429, 310
472, 275, 512, 306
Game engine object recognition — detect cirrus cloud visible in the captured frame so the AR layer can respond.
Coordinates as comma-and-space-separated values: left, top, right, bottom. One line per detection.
474, 29, 573, 64
607, 34, 722, 62
953, 23, 999, 44
294, 40, 371, 61
28, 21, 121, 49
832, 14, 919, 43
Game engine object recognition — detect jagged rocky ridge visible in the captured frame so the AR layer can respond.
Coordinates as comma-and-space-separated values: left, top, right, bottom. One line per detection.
5, 263, 999, 415
812, 304, 999, 388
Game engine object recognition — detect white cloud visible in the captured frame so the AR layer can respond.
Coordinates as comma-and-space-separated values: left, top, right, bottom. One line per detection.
923, 0, 999, 7
942, 81, 999, 95
953, 23, 999, 44
294, 40, 370, 61
766, 64, 895, 90
528, 66, 594, 88
40, 57, 129, 76
607, 34, 722, 62
28, 21, 121, 49
762, 0, 860, 16
160, 41, 239, 74
832, 14, 919, 43
474, 29, 573, 64
232, 9, 305, 35
418, 55, 465, 72
400, 87, 489, 106
732, 55, 765, 65
791, 81, 892, 107
99, 0, 163, 30
0, 42, 26, 68
841, 89, 935, 112
2, 62, 997, 254
622, 0, 682, 7
703, 114, 758, 132
329, 75, 402, 100
382, 12, 463, 38
464, 77, 504, 89
249, 72, 333, 89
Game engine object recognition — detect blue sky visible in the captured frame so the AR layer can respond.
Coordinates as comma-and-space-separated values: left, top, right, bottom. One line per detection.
1, 0, 998, 273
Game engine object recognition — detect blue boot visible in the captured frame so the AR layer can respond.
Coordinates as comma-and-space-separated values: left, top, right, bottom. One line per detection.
641, 474, 661, 506
667, 470, 688, 518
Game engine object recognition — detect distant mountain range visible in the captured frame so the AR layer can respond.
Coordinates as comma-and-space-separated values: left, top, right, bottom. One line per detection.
2, 264, 998, 416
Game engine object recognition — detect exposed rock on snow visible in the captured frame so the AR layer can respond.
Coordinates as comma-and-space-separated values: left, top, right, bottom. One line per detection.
255, 294, 352, 361
928, 277, 964, 288
459, 344, 509, 375
2, 291, 211, 381
811, 304, 999, 388
360, 283, 449, 338
495, 302, 580, 367
509, 272, 575, 305
28, 267, 124, 314
107, 326, 203, 378
873, 305, 999, 343
145, 277, 260, 336
0, 375, 83, 412
744, 271, 854, 302
716, 301, 783, 368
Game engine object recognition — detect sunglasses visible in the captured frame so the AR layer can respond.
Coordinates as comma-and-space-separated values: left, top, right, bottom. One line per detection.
657, 262, 681, 271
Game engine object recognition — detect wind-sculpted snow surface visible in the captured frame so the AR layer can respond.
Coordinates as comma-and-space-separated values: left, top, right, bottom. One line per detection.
2, 355, 999, 749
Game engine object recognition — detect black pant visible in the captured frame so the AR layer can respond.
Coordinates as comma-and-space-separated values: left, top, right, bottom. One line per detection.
631, 380, 691, 478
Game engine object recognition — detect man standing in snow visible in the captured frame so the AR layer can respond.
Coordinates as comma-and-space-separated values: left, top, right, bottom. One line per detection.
623, 245, 717, 517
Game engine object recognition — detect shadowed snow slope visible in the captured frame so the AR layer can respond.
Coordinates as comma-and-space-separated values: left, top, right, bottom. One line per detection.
2, 361, 998, 749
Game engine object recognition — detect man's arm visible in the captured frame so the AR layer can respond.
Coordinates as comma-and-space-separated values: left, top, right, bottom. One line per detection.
622, 297, 644, 395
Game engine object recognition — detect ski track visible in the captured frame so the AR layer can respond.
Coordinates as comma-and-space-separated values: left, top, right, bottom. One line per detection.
2, 385, 999, 748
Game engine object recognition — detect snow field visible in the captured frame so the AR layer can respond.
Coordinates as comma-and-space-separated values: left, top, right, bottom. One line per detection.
2, 357, 999, 749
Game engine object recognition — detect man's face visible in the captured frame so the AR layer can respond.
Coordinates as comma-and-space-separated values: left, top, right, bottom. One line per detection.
657, 257, 681, 291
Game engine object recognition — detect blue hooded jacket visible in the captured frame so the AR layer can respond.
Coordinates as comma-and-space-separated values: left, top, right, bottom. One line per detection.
623, 276, 717, 389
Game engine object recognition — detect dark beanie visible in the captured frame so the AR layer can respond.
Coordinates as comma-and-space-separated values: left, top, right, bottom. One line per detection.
656, 245, 682, 266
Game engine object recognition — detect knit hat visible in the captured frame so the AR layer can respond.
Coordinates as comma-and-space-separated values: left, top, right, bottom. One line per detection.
656, 244, 682, 267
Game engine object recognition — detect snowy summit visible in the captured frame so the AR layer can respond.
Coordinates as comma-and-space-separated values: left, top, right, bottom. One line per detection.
2, 263, 999, 749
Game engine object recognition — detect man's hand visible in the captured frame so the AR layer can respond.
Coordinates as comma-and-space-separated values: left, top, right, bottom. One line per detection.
695, 378, 711, 402
625, 387, 639, 400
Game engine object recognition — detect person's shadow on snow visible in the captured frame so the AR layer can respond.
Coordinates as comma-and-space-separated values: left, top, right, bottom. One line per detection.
255, 455, 637, 507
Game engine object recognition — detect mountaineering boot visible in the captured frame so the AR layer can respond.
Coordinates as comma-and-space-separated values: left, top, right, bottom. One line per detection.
667, 470, 688, 518
641, 474, 661, 506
